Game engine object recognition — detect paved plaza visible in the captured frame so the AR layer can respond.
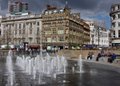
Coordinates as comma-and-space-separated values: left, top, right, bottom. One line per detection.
0, 50, 120, 86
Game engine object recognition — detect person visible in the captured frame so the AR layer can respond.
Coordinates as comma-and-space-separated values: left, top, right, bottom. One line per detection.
111, 53, 116, 61
108, 53, 116, 63
96, 53, 101, 61
87, 52, 93, 60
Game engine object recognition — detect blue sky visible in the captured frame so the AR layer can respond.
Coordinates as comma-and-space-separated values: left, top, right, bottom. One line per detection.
0, 0, 120, 29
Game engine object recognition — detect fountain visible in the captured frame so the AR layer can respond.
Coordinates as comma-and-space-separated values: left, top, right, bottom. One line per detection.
15, 53, 68, 84
78, 54, 83, 73
6, 50, 15, 86
0, 49, 119, 86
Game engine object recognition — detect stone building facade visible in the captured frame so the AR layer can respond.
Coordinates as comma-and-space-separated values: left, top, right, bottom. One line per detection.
0, 5, 90, 50
110, 3, 120, 47
42, 6, 90, 49
86, 20, 109, 47
1, 15, 42, 47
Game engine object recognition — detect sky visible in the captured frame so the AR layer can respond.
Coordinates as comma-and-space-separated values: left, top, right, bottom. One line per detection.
0, 0, 120, 29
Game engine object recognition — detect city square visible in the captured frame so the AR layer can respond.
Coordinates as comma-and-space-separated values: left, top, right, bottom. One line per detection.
0, 0, 120, 86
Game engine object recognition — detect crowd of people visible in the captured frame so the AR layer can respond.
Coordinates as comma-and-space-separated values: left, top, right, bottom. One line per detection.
87, 50, 117, 63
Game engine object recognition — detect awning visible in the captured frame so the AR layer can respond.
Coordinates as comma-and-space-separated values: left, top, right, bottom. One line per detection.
28, 44, 40, 49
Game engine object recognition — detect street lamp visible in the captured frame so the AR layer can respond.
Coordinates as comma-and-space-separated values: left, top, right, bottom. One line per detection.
39, 22, 43, 57
6, 28, 10, 48
97, 27, 101, 47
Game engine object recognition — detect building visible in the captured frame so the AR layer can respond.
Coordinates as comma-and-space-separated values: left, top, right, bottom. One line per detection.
1, 14, 42, 47
42, 5, 90, 50
8, 0, 29, 16
0, 2, 90, 50
110, 3, 120, 47
0, 16, 2, 45
86, 20, 109, 47
0, 0, 42, 47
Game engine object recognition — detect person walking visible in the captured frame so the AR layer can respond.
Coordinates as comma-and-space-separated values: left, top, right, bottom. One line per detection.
96, 53, 101, 61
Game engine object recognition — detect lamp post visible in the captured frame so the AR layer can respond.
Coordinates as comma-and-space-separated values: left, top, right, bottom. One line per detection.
97, 27, 100, 47
40, 21, 43, 57
6, 28, 10, 48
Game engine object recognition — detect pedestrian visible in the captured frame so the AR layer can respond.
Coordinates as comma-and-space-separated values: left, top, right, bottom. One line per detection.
96, 53, 101, 61
108, 53, 116, 63
111, 53, 116, 61
87, 52, 92, 60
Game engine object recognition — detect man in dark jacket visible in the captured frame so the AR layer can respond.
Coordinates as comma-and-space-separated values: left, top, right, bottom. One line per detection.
96, 53, 101, 61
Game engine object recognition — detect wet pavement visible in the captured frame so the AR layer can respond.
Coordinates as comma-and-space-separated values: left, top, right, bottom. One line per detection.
42, 60, 120, 86
0, 51, 120, 86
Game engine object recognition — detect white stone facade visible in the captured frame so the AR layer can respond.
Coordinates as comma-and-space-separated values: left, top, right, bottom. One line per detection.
0, 14, 42, 46
110, 3, 120, 46
86, 20, 109, 47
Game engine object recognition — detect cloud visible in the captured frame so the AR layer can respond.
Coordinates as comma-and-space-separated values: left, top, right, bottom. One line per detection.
0, 0, 120, 28
0, 0, 119, 15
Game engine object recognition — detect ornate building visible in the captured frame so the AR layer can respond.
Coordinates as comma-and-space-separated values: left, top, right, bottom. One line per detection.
8, 0, 29, 16
86, 20, 109, 47
110, 3, 120, 47
1, 15, 42, 47
0, 3, 90, 50
42, 5, 90, 49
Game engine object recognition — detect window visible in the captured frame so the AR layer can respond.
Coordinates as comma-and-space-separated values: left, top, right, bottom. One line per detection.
37, 22, 39, 26
54, 10, 57, 13
37, 27, 39, 35
29, 37, 33, 43
90, 23, 93, 26
47, 38, 52, 42
118, 5, 120, 10
49, 11, 52, 14
45, 31, 52, 35
19, 24, 21, 29
118, 22, 120, 27
30, 23, 32, 28
112, 15, 116, 20
59, 36, 64, 41
19, 30, 21, 34
15, 24, 17, 29
23, 23, 25, 28
112, 22, 115, 28
52, 28, 57, 34
15, 30, 17, 35
113, 31, 115, 38
58, 30, 64, 34
45, 11, 48, 15
60, 9, 64, 13
118, 14, 120, 19
52, 37, 57, 42
119, 30, 120, 37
